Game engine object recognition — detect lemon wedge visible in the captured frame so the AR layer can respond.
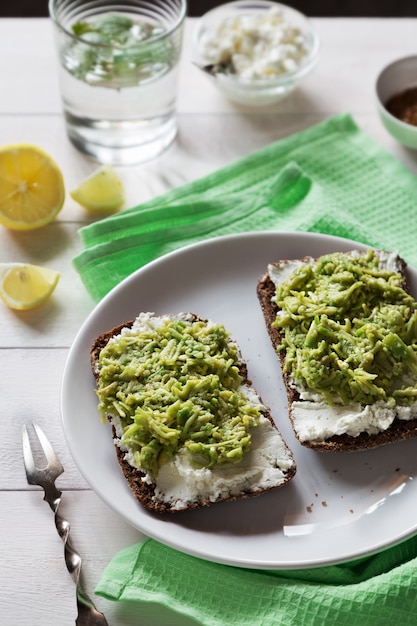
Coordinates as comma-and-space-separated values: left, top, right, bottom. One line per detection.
0, 144, 65, 231
70, 165, 125, 212
0, 263, 60, 310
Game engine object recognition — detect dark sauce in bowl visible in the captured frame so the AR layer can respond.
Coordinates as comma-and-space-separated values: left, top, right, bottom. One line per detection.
386, 86, 417, 126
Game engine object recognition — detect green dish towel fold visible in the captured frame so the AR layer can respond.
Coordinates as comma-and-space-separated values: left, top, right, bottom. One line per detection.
76, 113, 417, 623
73, 113, 417, 301
95, 537, 417, 625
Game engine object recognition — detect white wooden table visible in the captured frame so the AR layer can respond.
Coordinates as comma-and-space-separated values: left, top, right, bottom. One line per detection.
2, 15, 417, 626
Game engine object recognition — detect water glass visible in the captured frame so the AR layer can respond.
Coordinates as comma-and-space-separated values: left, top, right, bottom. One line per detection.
49, 0, 187, 165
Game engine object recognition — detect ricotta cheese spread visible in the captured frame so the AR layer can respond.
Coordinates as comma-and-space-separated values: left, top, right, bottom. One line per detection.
291, 399, 417, 442
150, 416, 294, 510
200, 7, 309, 79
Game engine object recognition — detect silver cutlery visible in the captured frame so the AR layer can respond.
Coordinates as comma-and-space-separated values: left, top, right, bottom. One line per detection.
22, 422, 109, 626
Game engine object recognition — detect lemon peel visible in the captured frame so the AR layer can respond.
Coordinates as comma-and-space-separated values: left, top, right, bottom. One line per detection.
0, 144, 65, 231
0, 263, 60, 310
70, 165, 125, 212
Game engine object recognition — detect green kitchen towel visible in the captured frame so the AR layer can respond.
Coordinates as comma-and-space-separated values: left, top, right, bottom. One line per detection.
95, 536, 417, 625
73, 113, 417, 301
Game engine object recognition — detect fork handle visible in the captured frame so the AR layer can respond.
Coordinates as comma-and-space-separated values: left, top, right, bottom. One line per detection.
49, 496, 108, 625
43, 488, 79, 578
43, 483, 63, 514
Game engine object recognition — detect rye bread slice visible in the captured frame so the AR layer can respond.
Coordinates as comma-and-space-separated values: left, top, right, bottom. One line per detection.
257, 251, 417, 452
91, 313, 296, 513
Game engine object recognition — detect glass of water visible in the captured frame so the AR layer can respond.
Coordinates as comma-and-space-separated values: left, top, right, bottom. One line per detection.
49, 0, 187, 165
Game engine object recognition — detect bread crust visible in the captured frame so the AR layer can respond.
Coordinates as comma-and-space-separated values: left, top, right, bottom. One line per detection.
91, 314, 296, 513
257, 254, 417, 452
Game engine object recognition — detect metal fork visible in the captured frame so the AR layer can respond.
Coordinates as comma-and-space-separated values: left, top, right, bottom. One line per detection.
22, 422, 109, 626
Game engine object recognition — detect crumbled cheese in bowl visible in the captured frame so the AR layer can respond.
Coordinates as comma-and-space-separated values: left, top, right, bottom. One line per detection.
200, 6, 310, 79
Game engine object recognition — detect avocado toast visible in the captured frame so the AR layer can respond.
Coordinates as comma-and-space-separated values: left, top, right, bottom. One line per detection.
91, 312, 296, 513
257, 249, 417, 452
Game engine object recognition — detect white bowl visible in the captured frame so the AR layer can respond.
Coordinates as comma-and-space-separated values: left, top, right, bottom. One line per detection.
376, 55, 417, 150
192, 0, 320, 106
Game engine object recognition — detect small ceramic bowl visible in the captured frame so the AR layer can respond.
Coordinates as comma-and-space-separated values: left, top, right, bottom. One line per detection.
192, 0, 320, 106
376, 55, 417, 149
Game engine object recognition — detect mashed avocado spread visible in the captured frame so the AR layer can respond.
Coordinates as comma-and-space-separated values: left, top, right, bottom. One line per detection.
96, 314, 261, 476
272, 250, 417, 406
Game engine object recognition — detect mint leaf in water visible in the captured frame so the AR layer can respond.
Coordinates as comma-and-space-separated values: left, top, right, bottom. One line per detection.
72, 14, 135, 46
72, 21, 94, 37
67, 12, 172, 88
94, 14, 135, 42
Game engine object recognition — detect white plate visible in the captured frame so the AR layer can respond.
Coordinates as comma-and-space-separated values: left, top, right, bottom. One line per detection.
61, 231, 417, 569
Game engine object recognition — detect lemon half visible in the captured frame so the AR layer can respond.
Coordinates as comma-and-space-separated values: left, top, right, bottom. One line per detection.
0, 144, 65, 231
70, 165, 125, 212
0, 263, 60, 310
